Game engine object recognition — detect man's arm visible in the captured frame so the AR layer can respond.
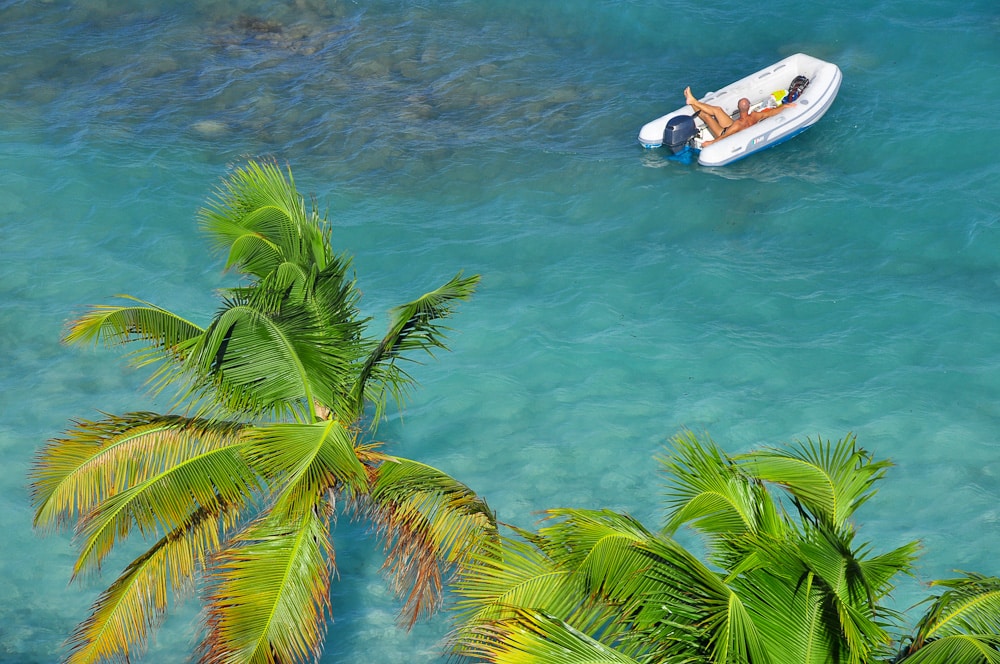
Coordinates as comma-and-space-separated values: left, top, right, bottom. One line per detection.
756, 101, 796, 120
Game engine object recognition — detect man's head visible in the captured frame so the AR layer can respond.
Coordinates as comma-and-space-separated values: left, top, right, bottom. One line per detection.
738, 98, 751, 116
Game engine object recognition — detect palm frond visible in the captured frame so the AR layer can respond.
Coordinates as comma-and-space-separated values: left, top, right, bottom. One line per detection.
352, 457, 496, 627
243, 420, 368, 511
198, 159, 332, 278
308, 250, 363, 326
736, 434, 891, 529
64, 296, 204, 351
896, 635, 1000, 664
736, 570, 828, 664
459, 608, 640, 664
31, 413, 246, 532
532, 509, 662, 605
660, 431, 782, 539
224, 231, 286, 281
353, 271, 480, 421
856, 539, 922, 605
200, 501, 334, 664
70, 435, 260, 578
63, 297, 204, 394
904, 573, 1000, 656
635, 534, 775, 664
707, 591, 773, 664
231, 260, 313, 315
451, 534, 577, 627
797, 530, 870, 605
474, 510, 737, 660
184, 301, 354, 420
730, 524, 907, 664
64, 505, 235, 664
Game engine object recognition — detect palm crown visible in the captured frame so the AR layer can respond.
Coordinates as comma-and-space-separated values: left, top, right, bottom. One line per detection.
30, 159, 497, 664
450, 431, 1000, 664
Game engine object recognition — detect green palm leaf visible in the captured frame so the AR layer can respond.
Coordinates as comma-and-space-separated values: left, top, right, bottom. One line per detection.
900, 573, 1000, 662
708, 591, 772, 664
64, 297, 204, 395
897, 635, 1000, 664
244, 253, 362, 332
534, 509, 709, 650
735, 563, 832, 664
354, 271, 480, 422
451, 534, 578, 630
661, 431, 782, 539
916, 573, 1000, 640
64, 296, 204, 352
453, 510, 757, 664
243, 419, 368, 509
634, 534, 773, 664
857, 541, 922, 604
736, 434, 890, 529
198, 159, 330, 277
736, 539, 872, 664
186, 300, 352, 420
451, 433, 932, 664
225, 231, 285, 279
728, 517, 916, 664
532, 509, 668, 612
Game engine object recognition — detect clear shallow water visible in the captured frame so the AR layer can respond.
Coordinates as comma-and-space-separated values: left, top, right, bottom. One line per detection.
3, 0, 1000, 661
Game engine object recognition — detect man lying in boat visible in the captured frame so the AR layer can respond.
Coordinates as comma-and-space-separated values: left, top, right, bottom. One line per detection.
683, 86, 793, 146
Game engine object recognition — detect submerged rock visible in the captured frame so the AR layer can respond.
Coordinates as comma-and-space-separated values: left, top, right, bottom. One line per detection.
234, 15, 283, 36
191, 119, 229, 136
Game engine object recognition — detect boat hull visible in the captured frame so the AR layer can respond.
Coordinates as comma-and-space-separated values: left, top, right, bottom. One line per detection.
637, 53, 842, 166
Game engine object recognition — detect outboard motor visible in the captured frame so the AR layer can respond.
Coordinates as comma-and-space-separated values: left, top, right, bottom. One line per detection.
663, 114, 697, 154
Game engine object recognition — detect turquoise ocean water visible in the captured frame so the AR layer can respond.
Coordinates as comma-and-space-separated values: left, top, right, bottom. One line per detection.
2, 0, 999, 661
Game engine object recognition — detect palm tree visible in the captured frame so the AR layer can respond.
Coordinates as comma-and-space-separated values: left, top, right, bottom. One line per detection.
30, 159, 497, 664
450, 431, 1000, 664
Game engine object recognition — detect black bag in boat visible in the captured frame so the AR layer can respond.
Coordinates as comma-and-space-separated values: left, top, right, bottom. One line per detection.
783, 75, 809, 103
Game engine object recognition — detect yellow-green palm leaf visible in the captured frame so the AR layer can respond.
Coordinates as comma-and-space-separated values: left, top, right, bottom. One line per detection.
243, 419, 368, 510
450, 433, 929, 664
451, 535, 576, 631
358, 457, 497, 626
70, 440, 258, 577
898, 636, 1000, 664
63, 297, 204, 398
31, 413, 249, 533
200, 502, 334, 664
65, 505, 239, 664
460, 608, 640, 664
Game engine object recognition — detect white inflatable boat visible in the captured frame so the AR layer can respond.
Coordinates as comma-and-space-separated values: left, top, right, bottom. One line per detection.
637, 53, 842, 166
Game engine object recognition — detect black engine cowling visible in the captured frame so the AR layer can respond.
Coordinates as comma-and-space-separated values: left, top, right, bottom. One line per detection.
663, 114, 696, 154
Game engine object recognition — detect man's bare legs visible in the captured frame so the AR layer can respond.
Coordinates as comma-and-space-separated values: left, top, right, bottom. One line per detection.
684, 86, 734, 138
